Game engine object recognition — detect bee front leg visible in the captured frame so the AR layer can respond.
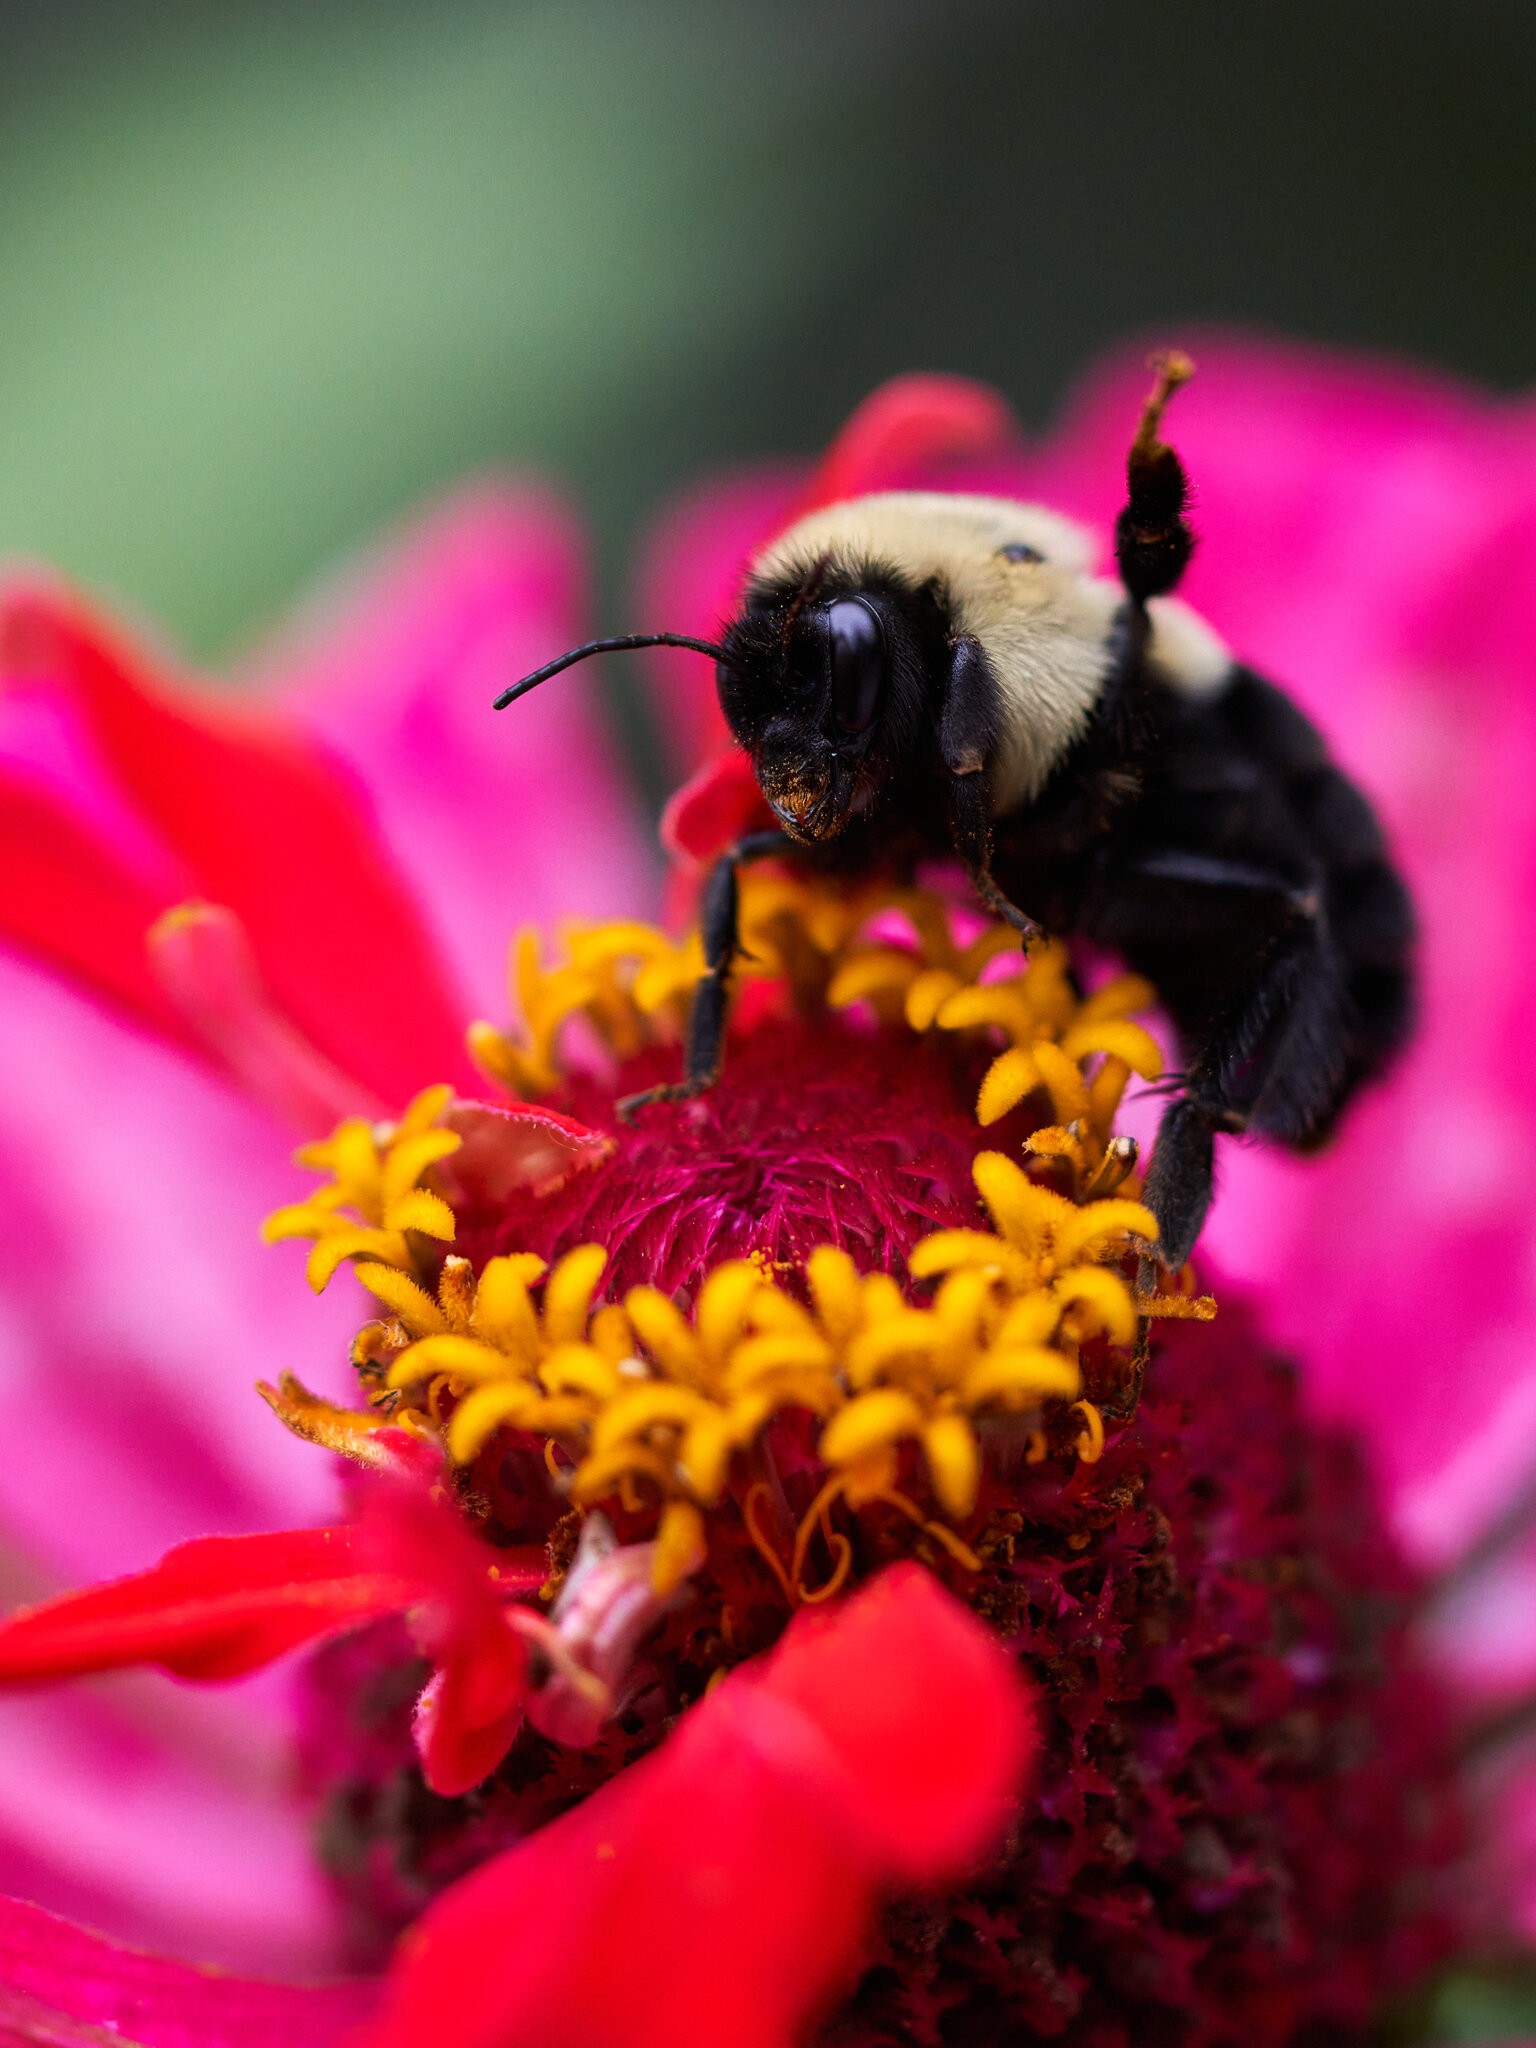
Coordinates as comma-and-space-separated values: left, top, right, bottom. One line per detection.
940, 635, 1041, 942
617, 828, 791, 1121
948, 767, 1041, 944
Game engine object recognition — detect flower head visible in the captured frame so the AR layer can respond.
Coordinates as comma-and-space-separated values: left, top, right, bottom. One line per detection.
0, 342, 1531, 2043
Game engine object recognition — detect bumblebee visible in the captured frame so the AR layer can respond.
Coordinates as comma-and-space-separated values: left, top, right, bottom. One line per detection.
496, 358, 1414, 1268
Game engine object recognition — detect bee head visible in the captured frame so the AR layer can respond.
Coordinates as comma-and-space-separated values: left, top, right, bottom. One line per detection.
490, 559, 938, 848
718, 574, 933, 843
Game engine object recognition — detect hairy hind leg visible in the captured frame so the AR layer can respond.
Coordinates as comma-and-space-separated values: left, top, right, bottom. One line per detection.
1143, 916, 1355, 1268
1078, 846, 1346, 1268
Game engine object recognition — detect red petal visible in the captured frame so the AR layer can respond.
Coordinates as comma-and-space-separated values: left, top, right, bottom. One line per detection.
0, 771, 194, 1046
412, 1656, 527, 1802
357, 1484, 538, 1797
0, 1527, 422, 1684
0, 580, 475, 1104
800, 373, 1016, 511
756, 1561, 1033, 1882
363, 1565, 1034, 2048
0, 1893, 374, 2048
660, 748, 773, 867
440, 1100, 615, 1209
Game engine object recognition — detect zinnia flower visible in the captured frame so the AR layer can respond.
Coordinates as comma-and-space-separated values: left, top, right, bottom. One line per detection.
0, 338, 1532, 2045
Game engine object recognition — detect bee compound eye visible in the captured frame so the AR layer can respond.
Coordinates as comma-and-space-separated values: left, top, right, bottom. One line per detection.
827, 597, 886, 734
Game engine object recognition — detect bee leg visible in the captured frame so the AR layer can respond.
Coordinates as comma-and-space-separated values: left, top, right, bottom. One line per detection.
948, 766, 1042, 943
1116, 350, 1196, 604
617, 829, 790, 1121
1081, 845, 1343, 1267
1140, 1097, 1231, 1275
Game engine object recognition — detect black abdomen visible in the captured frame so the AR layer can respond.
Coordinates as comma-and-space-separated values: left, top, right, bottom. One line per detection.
1029, 664, 1416, 1154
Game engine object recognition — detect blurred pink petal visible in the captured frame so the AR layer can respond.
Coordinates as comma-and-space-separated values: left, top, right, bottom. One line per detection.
253, 482, 657, 1018
149, 903, 383, 1131
1490, 1745, 1536, 1947
0, 481, 652, 1966
0, 1893, 370, 2047
0, 950, 357, 1584
0, 937, 359, 1965
0, 765, 199, 1051
0, 1672, 342, 1975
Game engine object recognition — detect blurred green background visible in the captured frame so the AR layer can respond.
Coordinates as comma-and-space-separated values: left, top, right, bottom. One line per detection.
2, 0, 1533, 671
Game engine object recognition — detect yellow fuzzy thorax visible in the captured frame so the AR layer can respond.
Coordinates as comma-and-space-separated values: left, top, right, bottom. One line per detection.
262, 876, 1213, 1600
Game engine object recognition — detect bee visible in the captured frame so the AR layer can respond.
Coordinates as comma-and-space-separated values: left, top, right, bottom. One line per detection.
495, 357, 1414, 1268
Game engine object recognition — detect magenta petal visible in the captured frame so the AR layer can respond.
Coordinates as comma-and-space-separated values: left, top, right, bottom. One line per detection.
0, 1895, 373, 2048
254, 483, 658, 1018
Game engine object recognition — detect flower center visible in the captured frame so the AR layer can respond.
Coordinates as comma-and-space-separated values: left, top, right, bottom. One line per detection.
263, 874, 1211, 1632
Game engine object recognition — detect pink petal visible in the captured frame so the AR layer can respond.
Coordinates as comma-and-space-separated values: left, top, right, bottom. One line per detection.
0, 769, 197, 1051
0, 951, 359, 1963
363, 1565, 1034, 2048
0, 951, 356, 1586
1491, 1742, 1536, 1950
0, 1894, 372, 2048
149, 903, 382, 1131
253, 483, 658, 1019
0, 1672, 342, 1975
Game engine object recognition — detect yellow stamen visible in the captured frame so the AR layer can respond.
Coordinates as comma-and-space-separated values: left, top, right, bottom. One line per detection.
652, 1499, 707, 1595
741, 1483, 798, 1607
263, 1086, 461, 1291
256, 1371, 419, 1468
791, 1472, 857, 1605
266, 873, 1216, 1612
1072, 1400, 1106, 1462
870, 1486, 984, 1571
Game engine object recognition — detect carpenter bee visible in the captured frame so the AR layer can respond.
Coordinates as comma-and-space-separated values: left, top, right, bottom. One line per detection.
494, 357, 1414, 1268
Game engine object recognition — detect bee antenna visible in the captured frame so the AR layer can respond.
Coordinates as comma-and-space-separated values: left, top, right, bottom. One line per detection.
492, 633, 732, 710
